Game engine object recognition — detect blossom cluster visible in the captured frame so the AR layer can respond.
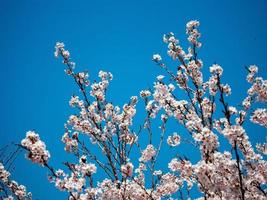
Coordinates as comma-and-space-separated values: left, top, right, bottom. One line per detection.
48, 155, 97, 194
167, 132, 180, 147
0, 162, 31, 200
251, 108, 267, 127
247, 66, 267, 103
256, 139, 267, 155
21, 131, 50, 165
139, 144, 156, 162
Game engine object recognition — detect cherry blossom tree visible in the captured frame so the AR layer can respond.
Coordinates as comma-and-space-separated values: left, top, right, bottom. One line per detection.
2, 20, 267, 200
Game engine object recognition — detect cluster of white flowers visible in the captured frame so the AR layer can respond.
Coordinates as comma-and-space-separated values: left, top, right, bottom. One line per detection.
247, 76, 267, 103
140, 90, 151, 98
120, 162, 133, 177
53, 170, 86, 192
187, 60, 203, 86
78, 155, 97, 175
247, 65, 258, 83
152, 54, 162, 62
54, 42, 65, 58
76, 72, 90, 87
201, 97, 215, 118
193, 152, 240, 198
167, 132, 181, 147
21, 131, 50, 165
49, 156, 96, 194
163, 32, 185, 60
61, 131, 78, 152
90, 71, 113, 101
220, 125, 260, 160
186, 20, 201, 47
251, 108, 267, 127
256, 140, 267, 155
139, 144, 156, 162
0, 162, 31, 200
209, 64, 223, 76
156, 173, 180, 197
95, 178, 166, 200
69, 95, 81, 107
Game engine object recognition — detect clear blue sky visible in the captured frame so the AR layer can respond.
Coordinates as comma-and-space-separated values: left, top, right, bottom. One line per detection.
1, 0, 267, 199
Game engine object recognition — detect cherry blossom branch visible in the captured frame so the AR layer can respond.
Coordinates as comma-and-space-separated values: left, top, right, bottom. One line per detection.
217, 76, 245, 200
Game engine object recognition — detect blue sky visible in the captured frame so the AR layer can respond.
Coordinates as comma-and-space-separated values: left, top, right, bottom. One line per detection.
0, 0, 267, 199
